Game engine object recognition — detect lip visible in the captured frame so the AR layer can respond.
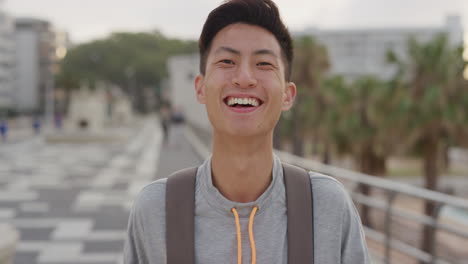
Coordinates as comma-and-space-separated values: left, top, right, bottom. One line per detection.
222, 93, 264, 114
228, 105, 260, 113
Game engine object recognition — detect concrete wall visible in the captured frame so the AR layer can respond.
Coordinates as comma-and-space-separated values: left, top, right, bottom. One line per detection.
67, 88, 107, 132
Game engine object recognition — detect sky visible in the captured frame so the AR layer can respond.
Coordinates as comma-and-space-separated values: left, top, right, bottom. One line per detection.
3, 0, 468, 45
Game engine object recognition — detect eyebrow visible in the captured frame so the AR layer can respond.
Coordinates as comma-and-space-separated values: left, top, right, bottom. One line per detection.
215, 46, 240, 55
253, 49, 278, 58
214, 46, 278, 58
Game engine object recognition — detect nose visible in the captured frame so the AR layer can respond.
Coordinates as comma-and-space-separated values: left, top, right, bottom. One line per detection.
232, 62, 257, 88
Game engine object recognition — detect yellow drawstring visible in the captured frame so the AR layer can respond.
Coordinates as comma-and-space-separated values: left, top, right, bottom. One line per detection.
231, 208, 242, 264
231, 206, 259, 264
248, 206, 258, 264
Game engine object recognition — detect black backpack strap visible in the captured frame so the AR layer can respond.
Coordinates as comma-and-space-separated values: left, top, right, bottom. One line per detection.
166, 167, 198, 264
283, 162, 314, 264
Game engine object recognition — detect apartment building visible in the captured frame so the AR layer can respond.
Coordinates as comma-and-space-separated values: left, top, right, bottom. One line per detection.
0, 8, 15, 110
14, 18, 55, 113
298, 15, 463, 80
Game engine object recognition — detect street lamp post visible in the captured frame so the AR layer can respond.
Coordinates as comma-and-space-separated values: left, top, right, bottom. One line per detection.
124, 66, 136, 111
45, 67, 55, 127
45, 29, 59, 128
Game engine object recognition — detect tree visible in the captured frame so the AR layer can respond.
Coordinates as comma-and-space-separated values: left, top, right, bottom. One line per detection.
56, 31, 197, 113
320, 75, 411, 226
387, 33, 468, 259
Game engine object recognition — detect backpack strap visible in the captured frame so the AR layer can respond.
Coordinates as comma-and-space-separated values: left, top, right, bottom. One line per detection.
166, 167, 198, 264
283, 162, 314, 264
165, 163, 314, 264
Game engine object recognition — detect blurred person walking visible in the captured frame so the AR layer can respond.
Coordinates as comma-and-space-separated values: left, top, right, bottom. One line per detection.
0, 119, 7, 142
160, 102, 171, 144
32, 116, 41, 135
54, 113, 63, 130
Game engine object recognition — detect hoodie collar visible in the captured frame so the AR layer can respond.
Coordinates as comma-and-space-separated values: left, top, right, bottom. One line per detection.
197, 154, 285, 218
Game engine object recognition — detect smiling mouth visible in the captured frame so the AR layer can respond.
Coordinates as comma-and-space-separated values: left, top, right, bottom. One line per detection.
223, 96, 264, 108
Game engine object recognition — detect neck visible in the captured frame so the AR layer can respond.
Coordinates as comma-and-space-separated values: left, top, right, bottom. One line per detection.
211, 132, 274, 203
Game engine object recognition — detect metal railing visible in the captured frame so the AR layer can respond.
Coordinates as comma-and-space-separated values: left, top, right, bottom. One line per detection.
184, 126, 468, 264
278, 151, 468, 264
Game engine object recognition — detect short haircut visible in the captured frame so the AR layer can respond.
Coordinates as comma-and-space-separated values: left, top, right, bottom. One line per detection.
198, 0, 293, 81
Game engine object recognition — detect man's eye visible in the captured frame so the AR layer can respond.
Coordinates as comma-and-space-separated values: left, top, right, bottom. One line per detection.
257, 62, 272, 66
219, 59, 234, 64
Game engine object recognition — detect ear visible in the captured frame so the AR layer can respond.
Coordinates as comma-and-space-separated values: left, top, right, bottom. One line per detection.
194, 74, 206, 104
282, 82, 296, 111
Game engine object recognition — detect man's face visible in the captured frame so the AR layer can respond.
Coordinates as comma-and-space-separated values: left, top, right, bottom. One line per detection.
195, 23, 296, 138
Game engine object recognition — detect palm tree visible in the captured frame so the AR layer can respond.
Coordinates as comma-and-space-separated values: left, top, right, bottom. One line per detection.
387, 33, 468, 260
322, 75, 408, 174
320, 75, 410, 226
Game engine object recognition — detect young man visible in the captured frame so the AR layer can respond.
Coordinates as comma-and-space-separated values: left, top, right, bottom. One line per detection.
124, 0, 370, 263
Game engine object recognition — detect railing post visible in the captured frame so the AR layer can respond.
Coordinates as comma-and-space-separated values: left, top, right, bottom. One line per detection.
428, 202, 443, 264
384, 190, 397, 264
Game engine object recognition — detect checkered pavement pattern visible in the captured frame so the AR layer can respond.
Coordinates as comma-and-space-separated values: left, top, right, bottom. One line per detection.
0, 119, 161, 264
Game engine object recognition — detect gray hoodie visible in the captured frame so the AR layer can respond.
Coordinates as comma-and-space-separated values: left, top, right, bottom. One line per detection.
124, 155, 370, 264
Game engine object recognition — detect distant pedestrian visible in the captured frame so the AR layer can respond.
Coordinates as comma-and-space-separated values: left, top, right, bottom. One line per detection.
160, 103, 171, 144
33, 117, 41, 134
54, 113, 63, 130
0, 120, 7, 142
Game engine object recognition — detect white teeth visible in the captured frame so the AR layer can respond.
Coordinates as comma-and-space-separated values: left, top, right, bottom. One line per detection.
226, 97, 260, 107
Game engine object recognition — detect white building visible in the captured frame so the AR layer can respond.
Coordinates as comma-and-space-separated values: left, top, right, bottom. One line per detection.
167, 54, 211, 132
0, 8, 15, 110
297, 15, 464, 80
14, 18, 55, 113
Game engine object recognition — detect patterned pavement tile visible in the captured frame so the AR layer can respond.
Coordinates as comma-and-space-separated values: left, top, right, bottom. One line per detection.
0, 117, 167, 264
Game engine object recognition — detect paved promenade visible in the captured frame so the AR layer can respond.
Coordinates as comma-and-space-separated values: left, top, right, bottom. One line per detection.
3, 116, 464, 263
0, 117, 202, 264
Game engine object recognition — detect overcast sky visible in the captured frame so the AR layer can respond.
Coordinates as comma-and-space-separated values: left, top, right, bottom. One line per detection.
3, 0, 468, 44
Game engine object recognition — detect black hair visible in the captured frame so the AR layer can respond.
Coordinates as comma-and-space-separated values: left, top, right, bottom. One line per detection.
198, 0, 293, 80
